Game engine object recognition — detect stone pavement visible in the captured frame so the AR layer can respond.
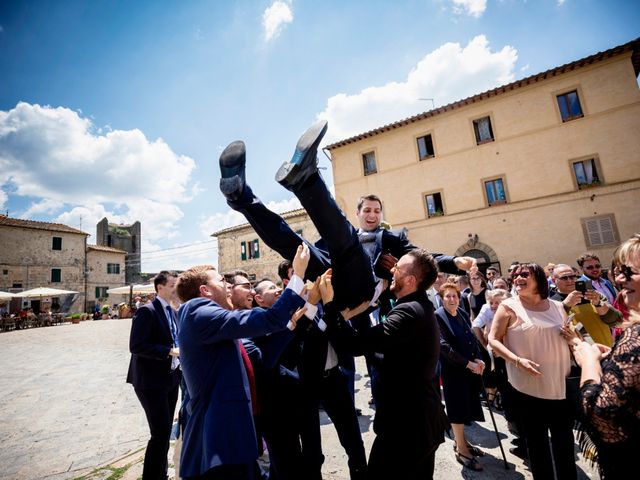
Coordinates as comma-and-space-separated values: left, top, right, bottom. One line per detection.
0, 319, 600, 479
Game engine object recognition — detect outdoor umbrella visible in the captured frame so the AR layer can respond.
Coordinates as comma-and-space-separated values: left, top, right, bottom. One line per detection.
15, 287, 79, 298
0, 291, 16, 300
107, 284, 155, 295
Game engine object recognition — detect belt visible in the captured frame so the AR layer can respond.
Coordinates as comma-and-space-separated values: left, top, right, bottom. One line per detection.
322, 366, 340, 378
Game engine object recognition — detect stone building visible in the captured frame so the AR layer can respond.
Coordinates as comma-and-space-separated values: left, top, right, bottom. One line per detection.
212, 208, 319, 282
96, 217, 141, 284
86, 244, 127, 311
0, 215, 88, 313
325, 38, 640, 273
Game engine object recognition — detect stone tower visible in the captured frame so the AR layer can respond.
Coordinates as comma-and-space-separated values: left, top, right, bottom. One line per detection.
96, 218, 141, 284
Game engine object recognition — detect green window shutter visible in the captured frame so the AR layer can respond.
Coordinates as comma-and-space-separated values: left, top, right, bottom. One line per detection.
253, 239, 260, 259
95, 287, 100, 298
241, 241, 247, 261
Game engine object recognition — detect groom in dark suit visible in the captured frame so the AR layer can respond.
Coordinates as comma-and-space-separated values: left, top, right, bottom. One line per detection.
219, 120, 476, 312
126, 270, 181, 480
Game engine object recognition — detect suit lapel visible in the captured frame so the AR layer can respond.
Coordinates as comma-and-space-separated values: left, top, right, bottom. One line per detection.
151, 298, 172, 339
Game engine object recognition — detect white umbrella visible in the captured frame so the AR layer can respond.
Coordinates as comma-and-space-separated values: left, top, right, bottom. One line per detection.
0, 291, 16, 300
107, 284, 155, 295
15, 287, 79, 298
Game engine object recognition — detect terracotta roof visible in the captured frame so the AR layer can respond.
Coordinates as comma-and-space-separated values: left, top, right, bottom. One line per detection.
0, 215, 88, 235
326, 37, 640, 151
87, 244, 127, 254
211, 208, 308, 237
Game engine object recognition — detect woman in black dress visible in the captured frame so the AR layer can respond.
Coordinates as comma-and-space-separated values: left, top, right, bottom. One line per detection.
435, 282, 485, 471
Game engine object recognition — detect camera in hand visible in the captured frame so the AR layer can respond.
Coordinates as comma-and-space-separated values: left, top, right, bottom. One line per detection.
575, 280, 591, 304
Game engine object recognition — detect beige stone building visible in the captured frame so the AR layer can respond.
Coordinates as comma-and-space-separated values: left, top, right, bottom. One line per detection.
213, 208, 319, 282
326, 39, 640, 273
86, 245, 127, 311
0, 215, 88, 313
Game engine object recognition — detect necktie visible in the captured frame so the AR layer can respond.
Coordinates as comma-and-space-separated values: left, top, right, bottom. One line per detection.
166, 306, 180, 370
238, 341, 259, 415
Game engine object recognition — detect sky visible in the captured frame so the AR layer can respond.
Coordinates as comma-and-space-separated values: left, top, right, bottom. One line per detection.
0, 0, 638, 272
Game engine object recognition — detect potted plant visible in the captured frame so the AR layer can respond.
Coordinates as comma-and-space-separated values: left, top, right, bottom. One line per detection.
101, 304, 110, 320
71, 313, 81, 324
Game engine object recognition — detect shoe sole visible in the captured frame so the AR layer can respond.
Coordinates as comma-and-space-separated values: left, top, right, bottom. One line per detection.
219, 140, 246, 199
275, 120, 328, 187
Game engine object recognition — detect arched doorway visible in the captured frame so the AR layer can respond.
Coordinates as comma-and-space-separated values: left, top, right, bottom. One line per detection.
454, 240, 501, 275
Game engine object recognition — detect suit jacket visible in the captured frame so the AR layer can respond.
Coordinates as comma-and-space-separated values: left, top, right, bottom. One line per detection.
325, 291, 447, 449
177, 289, 305, 477
126, 298, 178, 390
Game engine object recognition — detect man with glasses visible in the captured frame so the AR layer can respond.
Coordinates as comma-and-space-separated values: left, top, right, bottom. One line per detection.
224, 270, 255, 310
551, 264, 621, 346
577, 253, 617, 304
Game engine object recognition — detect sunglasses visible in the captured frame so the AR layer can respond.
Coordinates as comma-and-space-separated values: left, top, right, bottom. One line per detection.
557, 275, 577, 281
512, 271, 530, 279
584, 264, 602, 270
614, 264, 638, 281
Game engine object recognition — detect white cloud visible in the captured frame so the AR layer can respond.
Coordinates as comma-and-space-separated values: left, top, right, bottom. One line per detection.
262, 1, 293, 42
557, 0, 566, 5
318, 35, 518, 144
450, 0, 487, 18
0, 188, 7, 211
0, 102, 197, 245
199, 196, 302, 237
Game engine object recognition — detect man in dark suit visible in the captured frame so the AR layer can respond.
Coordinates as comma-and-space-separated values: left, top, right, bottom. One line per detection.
126, 270, 181, 480
176, 245, 310, 480
219, 120, 475, 312
319, 250, 448, 480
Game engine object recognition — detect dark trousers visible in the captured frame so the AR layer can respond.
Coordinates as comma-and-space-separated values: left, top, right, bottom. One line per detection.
185, 462, 259, 480
368, 436, 438, 480
135, 372, 181, 480
511, 389, 577, 480
228, 174, 375, 309
301, 367, 367, 480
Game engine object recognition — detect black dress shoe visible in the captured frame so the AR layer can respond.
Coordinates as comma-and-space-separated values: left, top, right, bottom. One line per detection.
219, 140, 246, 201
275, 120, 327, 191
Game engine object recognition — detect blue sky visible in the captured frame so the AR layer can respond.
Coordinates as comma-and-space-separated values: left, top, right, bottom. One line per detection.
1, 0, 638, 272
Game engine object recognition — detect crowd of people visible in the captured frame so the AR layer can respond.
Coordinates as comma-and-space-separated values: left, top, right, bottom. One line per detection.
126, 120, 639, 480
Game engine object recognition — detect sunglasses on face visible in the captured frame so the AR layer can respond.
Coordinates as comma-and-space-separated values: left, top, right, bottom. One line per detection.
584, 264, 602, 270
557, 275, 577, 281
614, 264, 638, 281
512, 271, 530, 279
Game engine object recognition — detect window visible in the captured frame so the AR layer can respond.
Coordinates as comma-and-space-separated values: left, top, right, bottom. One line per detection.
51, 268, 61, 283
132, 235, 137, 252
2, 269, 7, 275
484, 178, 507, 206
240, 241, 247, 260
52, 237, 62, 251
417, 134, 435, 160
248, 239, 260, 259
424, 192, 444, 218
581, 214, 619, 247
107, 263, 120, 274
362, 152, 377, 176
557, 90, 583, 122
296, 229, 303, 236
572, 158, 601, 189
12, 283, 22, 288
95, 286, 109, 298
473, 116, 494, 145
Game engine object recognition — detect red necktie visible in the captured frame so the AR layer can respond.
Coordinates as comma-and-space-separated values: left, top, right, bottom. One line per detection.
238, 341, 259, 415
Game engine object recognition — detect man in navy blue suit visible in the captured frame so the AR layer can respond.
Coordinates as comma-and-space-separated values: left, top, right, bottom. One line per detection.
127, 270, 181, 480
176, 245, 312, 480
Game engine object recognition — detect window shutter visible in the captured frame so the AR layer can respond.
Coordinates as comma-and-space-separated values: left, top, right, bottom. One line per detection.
583, 215, 618, 247
241, 241, 247, 260
253, 239, 260, 259
95, 287, 100, 298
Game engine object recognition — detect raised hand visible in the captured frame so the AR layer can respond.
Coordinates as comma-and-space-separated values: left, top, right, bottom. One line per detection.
318, 269, 334, 304
293, 243, 310, 279
454, 256, 478, 274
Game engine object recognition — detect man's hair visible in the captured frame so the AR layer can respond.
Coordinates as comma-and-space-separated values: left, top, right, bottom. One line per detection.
254, 278, 275, 296
223, 269, 250, 285
577, 253, 600, 268
438, 281, 460, 298
154, 270, 177, 292
357, 194, 382, 212
551, 263, 573, 279
277, 260, 292, 282
486, 266, 499, 274
406, 249, 438, 291
177, 265, 215, 303
457, 275, 470, 288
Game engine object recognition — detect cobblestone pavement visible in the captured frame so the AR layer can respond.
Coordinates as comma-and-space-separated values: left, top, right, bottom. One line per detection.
0, 319, 599, 479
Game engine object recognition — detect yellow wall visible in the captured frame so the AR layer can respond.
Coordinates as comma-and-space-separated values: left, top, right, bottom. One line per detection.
330, 53, 640, 272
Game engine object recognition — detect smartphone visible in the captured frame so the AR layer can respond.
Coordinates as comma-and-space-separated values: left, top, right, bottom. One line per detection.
575, 280, 587, 294
564, 312, 576, 327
